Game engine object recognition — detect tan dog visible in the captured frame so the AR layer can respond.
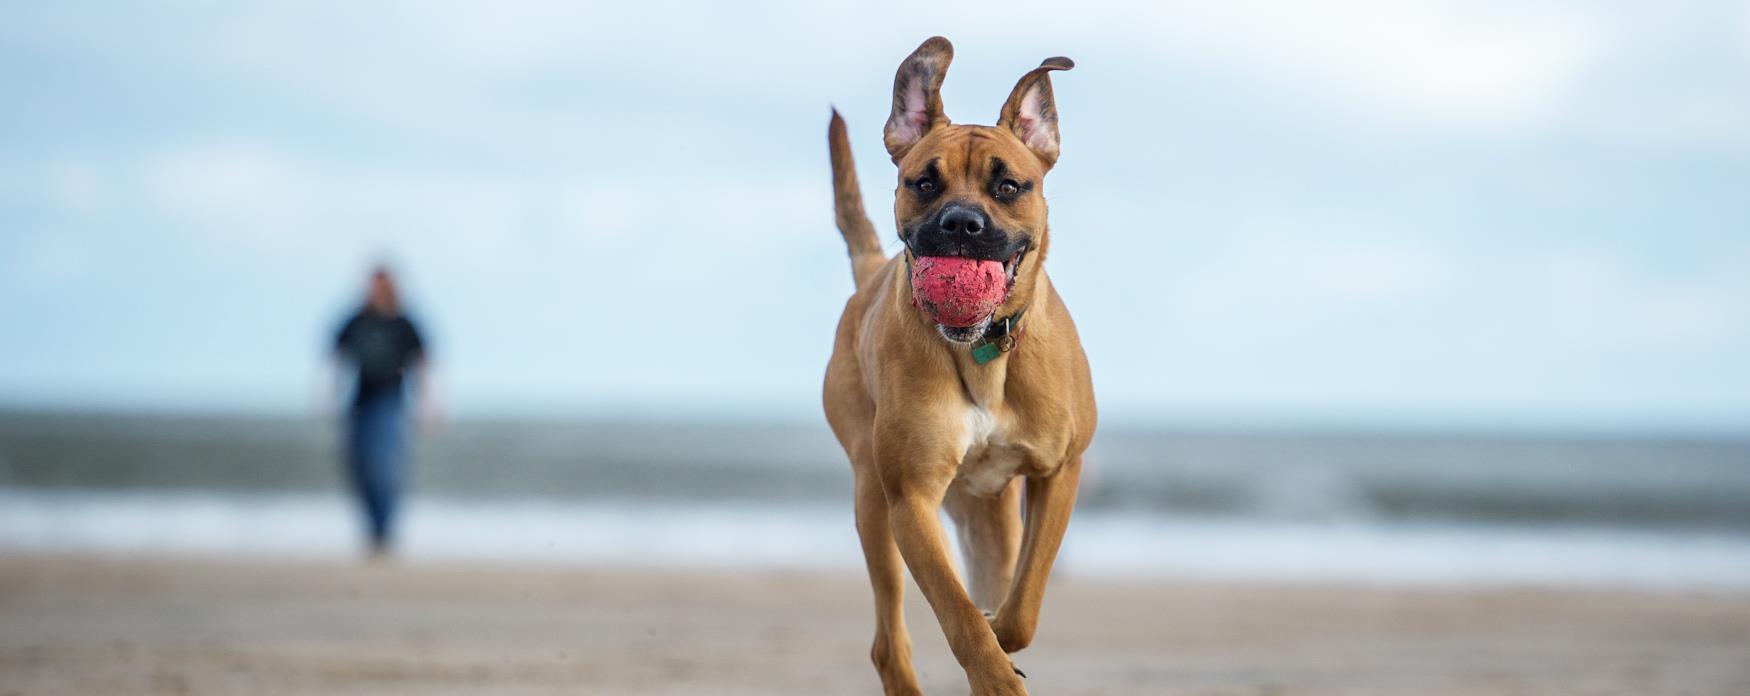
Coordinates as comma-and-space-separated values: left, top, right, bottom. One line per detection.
822, 36, 1097, 696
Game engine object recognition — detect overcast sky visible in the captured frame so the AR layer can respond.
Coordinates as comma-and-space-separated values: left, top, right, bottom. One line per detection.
3, 2, 1747, 430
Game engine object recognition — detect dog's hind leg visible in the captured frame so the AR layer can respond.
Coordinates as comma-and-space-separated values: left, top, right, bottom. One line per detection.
944, 478, 1023, 615
990, 455, 1083, 654
854, 463, 923, 695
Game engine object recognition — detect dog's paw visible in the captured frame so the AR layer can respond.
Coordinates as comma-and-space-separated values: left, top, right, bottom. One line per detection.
969, 660, 1029, 696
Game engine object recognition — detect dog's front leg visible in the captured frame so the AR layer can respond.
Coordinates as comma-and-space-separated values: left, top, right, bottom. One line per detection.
853, 464, 923, 695
882, 453, 1027, 695
991, 455, 1083, 654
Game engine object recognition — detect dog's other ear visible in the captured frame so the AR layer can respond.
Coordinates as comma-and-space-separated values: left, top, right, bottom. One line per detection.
997, 56, 1074, 167
884, 36, 954, 162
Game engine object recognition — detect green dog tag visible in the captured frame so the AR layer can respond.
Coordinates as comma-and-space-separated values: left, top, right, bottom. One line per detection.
972, 341, 1002, 365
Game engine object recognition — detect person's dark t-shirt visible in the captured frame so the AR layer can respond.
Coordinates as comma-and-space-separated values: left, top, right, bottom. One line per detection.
335, 309, 425, 406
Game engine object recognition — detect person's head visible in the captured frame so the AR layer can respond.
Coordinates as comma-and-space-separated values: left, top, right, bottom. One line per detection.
366, 265, 400, 315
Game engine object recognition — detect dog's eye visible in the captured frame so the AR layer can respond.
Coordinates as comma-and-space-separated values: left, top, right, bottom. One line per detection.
997, 180, 1021, 197
915, 179, 937, 194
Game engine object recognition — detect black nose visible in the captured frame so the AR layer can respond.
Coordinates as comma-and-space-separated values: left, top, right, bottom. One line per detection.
936, 206, 987, 236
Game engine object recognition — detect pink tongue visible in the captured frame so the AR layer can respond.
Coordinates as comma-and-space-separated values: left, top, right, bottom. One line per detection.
910, 256, 1008, 328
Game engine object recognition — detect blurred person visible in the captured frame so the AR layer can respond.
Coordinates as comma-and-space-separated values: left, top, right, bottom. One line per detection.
329, 265, 429, 559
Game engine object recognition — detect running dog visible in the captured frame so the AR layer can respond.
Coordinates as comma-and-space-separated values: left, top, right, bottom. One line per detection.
822, 36, 1097, 696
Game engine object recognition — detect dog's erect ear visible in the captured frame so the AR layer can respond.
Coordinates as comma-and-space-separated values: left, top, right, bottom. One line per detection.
883, 36, 954, 162
997, 56, 1074, 167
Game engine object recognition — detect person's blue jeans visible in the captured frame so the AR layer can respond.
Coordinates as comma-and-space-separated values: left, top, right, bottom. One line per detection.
346, 393, 406, 549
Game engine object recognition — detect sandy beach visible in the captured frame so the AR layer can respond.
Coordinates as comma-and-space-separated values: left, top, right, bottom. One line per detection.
1, 554, 1746, 695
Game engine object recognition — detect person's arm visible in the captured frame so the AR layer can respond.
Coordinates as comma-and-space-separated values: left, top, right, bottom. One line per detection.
404, 319, 444, 432
323, 316, 357, 418
325, 351, 349, 415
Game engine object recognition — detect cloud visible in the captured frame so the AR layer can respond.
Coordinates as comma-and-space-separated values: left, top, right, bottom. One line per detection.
1165, 236, 1457, 332
142, 143, 317, 241
554, 176, 827, 248
44, 159, 105, 214
1129, 1, 1604, 128
1541, 250, 1749, 349
136, 141, 533, 265
158, 1, 1608, 132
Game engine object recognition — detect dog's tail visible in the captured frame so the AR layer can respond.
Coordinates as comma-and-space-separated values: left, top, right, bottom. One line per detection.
829, 108, 886, 286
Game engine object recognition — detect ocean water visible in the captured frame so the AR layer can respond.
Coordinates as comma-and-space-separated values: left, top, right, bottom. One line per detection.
2, 410, 1748, 588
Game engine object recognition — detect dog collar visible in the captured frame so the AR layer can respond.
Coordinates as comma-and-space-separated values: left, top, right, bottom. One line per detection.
971, 305, 1028, 365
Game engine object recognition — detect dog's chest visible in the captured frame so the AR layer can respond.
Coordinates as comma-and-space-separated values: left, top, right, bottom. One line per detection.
955, 406, 1027, 497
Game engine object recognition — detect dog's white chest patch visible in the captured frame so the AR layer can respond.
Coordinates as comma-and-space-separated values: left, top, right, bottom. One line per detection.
957, 406, 1024, 497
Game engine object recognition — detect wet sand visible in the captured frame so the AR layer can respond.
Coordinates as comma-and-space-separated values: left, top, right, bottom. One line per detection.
2, 554, 1748, 695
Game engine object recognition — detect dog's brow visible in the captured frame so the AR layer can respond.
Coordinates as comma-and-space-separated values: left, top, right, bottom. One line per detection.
961, 129, 1002, 179
964, 135, 976, 179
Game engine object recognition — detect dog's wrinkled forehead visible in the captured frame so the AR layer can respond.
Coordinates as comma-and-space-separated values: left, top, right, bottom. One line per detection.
897, 126, 1047, 188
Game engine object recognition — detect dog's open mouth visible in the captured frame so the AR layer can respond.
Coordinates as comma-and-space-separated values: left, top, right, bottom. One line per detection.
911, 251, 1025, 343
1001, 250, 1023, 285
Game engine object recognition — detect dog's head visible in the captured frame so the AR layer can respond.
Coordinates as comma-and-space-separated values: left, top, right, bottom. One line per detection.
883, 37, 1072, 342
